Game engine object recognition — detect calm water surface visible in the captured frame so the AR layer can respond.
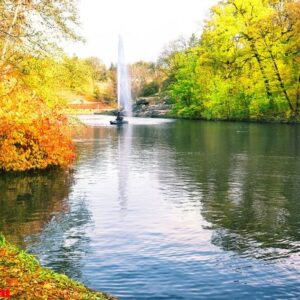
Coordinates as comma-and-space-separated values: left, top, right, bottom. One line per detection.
1, 115, 300, 299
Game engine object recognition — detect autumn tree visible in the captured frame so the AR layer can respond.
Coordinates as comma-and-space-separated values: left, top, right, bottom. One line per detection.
0, 0, 81, 172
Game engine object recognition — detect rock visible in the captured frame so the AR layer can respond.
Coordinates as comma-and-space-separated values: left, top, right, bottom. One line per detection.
132, 102, 172, 118
135, 98, 149, 106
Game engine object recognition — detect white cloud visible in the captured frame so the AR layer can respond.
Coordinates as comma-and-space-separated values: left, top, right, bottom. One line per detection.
65, 0, 219, 65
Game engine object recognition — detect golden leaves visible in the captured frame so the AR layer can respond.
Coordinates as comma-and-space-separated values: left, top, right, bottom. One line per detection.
0, 109, 75, 172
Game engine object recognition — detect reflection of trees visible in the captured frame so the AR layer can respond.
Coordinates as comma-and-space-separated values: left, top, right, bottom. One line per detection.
23, 126, 119, 279
0, 168, 94, 279
75, 125, 132, 212
0, 170, 73, 246
74, 126, 118, 169
176, 122, 300, 258
27, 196, 93, 280
131, 121, 300, 259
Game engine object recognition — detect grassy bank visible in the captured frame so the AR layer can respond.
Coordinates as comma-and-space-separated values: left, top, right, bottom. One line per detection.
0, 236, 115, 300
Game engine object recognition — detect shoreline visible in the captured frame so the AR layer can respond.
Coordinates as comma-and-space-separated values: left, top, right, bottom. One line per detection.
72, 109, 300, 125
0, 236, 116, 300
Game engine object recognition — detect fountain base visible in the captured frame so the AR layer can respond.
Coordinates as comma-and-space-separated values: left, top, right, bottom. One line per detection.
110, 110, 128, 126
110, 119, 128, 125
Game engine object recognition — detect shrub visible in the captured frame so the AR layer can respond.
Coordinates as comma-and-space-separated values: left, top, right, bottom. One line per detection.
0, 115, 75, 172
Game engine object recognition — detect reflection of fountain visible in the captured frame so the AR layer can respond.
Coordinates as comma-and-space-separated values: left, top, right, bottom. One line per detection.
111, 35, 132, 125
117, 125, 132, 211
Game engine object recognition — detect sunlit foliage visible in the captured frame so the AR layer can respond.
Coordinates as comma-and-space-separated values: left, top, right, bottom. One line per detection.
162, 0, 300, 120
0, 1, 81, 172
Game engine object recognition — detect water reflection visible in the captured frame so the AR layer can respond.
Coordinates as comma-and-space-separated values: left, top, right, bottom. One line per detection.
117, 126, 132, 212
0, 170, 72, 246
1, 117, 300, 299
0, 168, 94, 279
158, 121, 300, 259
29, 196, 93, 280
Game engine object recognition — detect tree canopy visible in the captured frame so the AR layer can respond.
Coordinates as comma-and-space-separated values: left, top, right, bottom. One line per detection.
161, 0, 300, 120
0, 0, 81, 171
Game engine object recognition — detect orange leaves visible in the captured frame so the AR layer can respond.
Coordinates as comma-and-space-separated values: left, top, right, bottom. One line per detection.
6, 277, 19, 287
0, 115, 75, 172
0, 58, 76, 172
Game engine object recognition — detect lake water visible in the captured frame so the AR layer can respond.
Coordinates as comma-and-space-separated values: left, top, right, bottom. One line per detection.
1, 115, 300, 299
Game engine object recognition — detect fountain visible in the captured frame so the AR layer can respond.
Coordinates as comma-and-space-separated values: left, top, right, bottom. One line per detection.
110, 35, 131, 125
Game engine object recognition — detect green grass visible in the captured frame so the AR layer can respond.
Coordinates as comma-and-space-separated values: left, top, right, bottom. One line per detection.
0, 235, 115, 299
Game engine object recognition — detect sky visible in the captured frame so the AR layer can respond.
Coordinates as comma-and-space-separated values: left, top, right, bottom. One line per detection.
65, 0, 219, 65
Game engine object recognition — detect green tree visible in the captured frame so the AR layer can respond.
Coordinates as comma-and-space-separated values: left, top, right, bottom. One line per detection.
164, 0, 300, 120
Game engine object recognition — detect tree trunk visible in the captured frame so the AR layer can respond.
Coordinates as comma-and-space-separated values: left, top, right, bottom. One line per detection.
267, 49, 294, 113
234, 1, 274, 105
1, 0, 23, 63
250, 42, 273, 103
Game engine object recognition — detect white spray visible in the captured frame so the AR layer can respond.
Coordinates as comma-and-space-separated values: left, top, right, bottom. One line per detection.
117, 35, 132, 116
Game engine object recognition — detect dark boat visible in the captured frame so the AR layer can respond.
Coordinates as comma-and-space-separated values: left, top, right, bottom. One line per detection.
110, 110, 128, 125
110, 120, 128, 125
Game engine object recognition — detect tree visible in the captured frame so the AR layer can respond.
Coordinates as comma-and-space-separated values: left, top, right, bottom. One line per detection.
0, 0, 81, 171
0, 0, 80, 65
164, 0, 300, 120
130, 61, 163, 99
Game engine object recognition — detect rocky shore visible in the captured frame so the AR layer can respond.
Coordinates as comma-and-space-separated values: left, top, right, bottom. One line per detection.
132, 96, 172, 118
96, 96, 172, 118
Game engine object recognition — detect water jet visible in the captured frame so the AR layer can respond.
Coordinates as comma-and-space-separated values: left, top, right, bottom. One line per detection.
110, 35, 131, 125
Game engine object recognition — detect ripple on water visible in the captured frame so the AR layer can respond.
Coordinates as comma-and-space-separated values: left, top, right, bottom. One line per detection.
1, 118, 300, 299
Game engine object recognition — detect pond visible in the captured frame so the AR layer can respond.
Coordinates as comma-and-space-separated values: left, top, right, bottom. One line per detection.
1, 115, 300, 299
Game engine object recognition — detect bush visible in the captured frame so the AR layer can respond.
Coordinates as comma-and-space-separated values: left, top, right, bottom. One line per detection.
176, 104, 202, 118
0, 69, 76, 172
0, 116, 75, 172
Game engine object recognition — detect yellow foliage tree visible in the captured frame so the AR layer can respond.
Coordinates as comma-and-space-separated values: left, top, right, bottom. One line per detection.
0, 0, 80, 172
